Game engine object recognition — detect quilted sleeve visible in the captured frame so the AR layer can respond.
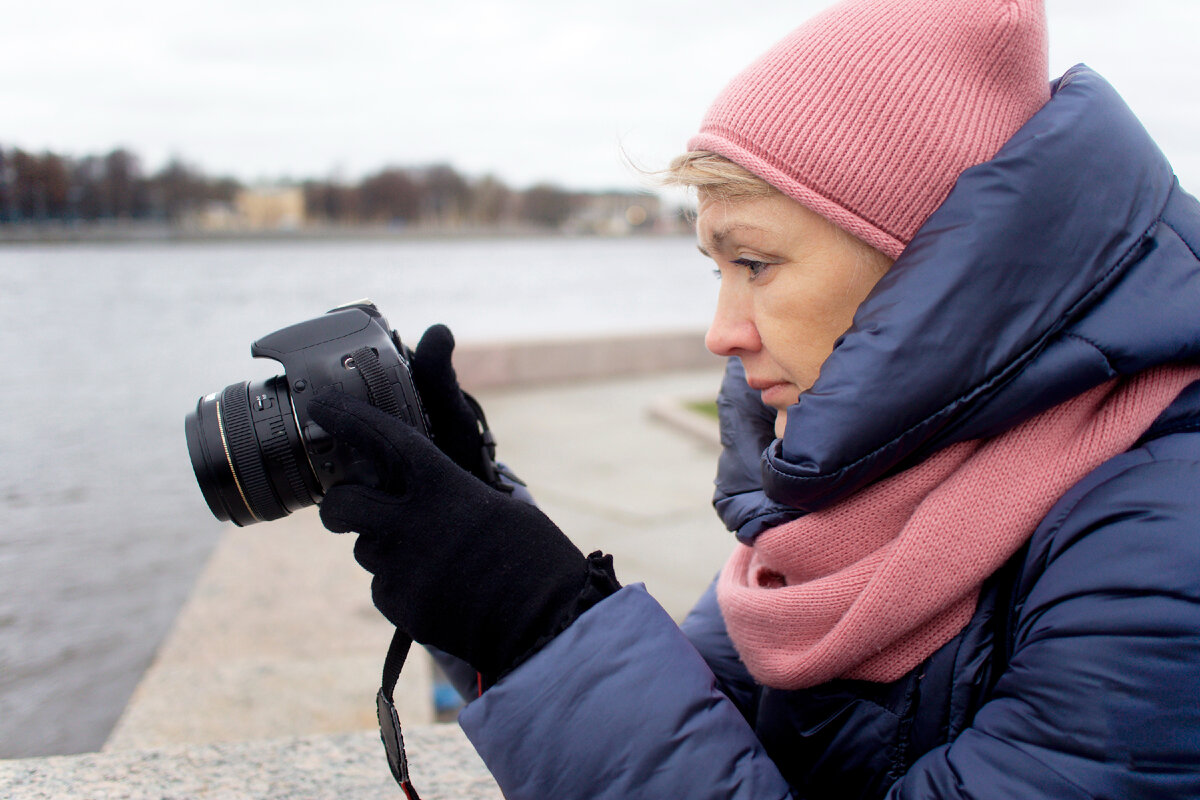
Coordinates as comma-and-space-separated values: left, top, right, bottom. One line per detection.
459, 584, 792, 800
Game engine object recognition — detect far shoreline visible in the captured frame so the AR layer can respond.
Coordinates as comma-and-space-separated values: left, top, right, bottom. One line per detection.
0, 221, 693, 247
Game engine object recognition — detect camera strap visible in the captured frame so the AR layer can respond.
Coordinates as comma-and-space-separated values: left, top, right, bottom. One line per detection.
350, 346, 405, 419
462, 390, 525, 493
347, 344, 422, 799
379, 629, 422, 800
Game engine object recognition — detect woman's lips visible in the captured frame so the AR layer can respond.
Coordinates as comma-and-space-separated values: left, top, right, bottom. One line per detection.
748, 379, 795, 408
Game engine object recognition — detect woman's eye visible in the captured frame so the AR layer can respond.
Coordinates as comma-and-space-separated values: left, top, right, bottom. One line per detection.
732, 258, 769, 278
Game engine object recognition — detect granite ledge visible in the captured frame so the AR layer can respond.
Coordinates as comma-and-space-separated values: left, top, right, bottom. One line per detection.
0, 725, 500, 800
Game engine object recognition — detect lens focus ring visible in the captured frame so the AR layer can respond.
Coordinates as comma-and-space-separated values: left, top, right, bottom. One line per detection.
260, 415, 311, 510
221, 382, 286, 522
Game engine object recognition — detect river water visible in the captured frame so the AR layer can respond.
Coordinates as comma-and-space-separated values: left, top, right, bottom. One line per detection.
0, 233, 715, 757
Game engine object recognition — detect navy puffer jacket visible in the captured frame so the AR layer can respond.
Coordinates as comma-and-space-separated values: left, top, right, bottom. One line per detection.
457, 66, 1200, 799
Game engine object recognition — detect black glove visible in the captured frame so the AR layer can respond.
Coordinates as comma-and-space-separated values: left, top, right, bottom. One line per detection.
309, 389, 620, 680
409, 324, 496, 484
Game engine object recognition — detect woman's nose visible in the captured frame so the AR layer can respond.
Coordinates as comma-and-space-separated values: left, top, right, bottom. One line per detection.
705, 283, 760, 356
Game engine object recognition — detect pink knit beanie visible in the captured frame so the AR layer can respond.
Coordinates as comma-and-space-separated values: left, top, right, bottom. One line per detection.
688, 0, 1050, 259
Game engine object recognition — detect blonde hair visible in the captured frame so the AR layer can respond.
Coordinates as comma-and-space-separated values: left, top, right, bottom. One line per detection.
660, 151, 779, 201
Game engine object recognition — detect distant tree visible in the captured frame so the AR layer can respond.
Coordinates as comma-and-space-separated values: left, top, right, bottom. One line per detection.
467, 174, 515, 226
302, 180, 330, 222
418, 164, 470, 226
100, 148, 146, 218
519, 183, 575, 228
359, 168, 421, 223
303, 179, 361, 223
207, 176, 241, 204
6, 149, 71, 220
8, 150, 36, 218
146, 157, 200, 221
0, 147, 11, 221
40, 153, 72, 218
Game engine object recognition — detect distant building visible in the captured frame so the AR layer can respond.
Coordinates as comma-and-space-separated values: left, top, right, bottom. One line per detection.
565, 192, 662, 235
234, 186, 305, 230
188, 201, 239, 231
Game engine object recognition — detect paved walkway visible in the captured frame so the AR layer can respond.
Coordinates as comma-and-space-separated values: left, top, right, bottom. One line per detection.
105, 367, 731, 750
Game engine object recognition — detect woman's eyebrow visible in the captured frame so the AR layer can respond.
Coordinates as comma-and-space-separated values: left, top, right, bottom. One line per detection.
698, 223, 767, 258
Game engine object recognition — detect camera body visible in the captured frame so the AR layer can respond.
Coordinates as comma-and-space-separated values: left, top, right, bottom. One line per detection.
185, 300, 429, 526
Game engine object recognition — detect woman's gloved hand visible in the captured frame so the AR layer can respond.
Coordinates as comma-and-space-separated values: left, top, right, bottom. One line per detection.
308, 388, 620, 680
409, 324, 496, 484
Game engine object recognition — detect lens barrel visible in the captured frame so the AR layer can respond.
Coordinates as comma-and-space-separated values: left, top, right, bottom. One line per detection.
185, 376, 320, 526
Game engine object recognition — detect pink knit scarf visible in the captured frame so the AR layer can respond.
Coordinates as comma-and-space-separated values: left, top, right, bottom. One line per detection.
717, 366, 1200, 690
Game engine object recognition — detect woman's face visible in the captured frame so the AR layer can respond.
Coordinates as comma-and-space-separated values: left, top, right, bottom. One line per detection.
698, 192, 891, 437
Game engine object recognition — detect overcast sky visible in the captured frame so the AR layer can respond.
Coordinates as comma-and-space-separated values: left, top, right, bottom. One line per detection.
5, 1, 1198, 192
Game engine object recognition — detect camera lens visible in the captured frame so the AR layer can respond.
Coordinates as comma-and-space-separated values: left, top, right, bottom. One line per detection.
185, 376, 320, 526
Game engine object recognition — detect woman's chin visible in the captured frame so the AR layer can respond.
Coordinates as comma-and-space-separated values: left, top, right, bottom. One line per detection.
774, 410, 788, 439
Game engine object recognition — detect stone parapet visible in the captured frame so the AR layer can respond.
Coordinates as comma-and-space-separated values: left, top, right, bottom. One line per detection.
1, 726, 499, 799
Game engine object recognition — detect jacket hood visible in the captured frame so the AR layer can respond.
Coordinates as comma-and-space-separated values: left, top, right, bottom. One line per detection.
716, 66, 1200, 538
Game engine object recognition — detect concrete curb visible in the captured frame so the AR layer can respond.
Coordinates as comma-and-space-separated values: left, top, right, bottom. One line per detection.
454, 329, 716, 389
647, 396, 721, 449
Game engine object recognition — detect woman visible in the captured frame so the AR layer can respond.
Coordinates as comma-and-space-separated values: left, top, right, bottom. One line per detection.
310, 0, 1200, 796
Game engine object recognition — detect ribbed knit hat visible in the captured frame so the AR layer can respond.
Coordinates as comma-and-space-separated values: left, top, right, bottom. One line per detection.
688, 0, 1050, 259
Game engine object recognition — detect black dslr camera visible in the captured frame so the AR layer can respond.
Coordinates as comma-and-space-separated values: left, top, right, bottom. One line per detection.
185, 300, 430, 526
